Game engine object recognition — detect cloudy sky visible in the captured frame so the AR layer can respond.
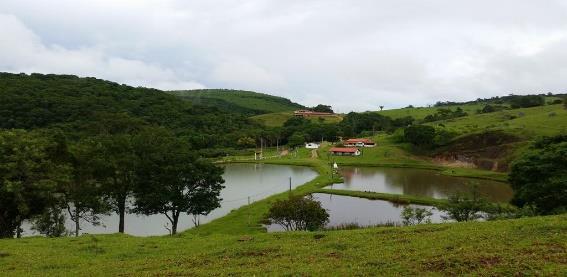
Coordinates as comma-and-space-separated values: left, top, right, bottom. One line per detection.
1, 1, 566, 111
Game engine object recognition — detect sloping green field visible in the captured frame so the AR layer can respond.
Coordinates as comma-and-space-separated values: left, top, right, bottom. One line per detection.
430, 104, 567, 138
1, 215, 565, 276
251, 112, 343, 127
170, 89, 304, 115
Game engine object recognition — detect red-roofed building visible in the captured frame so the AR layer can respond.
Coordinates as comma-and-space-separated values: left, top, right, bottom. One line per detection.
344, 138, 376, 147
329, 147, 361, 156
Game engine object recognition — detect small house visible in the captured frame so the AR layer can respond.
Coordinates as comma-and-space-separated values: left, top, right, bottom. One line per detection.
343, 138, 376, 147
305, 142, 320, 149
329, 147, 361, 156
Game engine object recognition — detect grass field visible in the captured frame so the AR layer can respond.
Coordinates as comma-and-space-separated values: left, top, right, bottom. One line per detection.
430, 104, 567, 138
1, 215, 565, 276
170, 89, 304, 114
250, 112, 343, 127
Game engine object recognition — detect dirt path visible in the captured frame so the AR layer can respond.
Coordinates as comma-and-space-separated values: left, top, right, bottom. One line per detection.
311, 149, 318, 159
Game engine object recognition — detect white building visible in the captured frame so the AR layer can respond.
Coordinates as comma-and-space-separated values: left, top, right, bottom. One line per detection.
305, 142, 320, 149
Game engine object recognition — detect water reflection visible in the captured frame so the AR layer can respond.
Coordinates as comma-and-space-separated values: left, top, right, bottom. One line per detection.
267, 193, 445, 232
328, 167, 513, 202
22, 163, 317, 237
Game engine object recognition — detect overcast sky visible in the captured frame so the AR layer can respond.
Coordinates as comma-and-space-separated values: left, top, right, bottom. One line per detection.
1, 1, 566, 111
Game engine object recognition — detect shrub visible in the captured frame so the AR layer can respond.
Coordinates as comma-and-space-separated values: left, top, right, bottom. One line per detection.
401, 206, 433, 225
438, 188, 488, 222
509, 135, 567, 214
404, 125, 435, 147
267, 195, 329, 231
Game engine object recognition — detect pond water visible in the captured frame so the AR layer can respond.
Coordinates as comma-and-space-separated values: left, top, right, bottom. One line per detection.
326, 167, 513, 202
267, 193, 446, 231
22, 163, 317, 237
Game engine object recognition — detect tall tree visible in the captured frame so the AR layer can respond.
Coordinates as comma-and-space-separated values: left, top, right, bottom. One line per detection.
88, 113, 146, 233
62, 139, 110, 237
0, 129, 69, 238
133, 131, 225, 235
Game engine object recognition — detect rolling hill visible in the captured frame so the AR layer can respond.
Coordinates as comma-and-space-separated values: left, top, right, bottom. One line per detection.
170, 89, 305, 115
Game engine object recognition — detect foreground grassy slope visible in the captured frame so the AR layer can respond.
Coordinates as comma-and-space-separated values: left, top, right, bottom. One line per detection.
170, 89, 304, 115
1, 215, 565, 276
251, 111, 343, 127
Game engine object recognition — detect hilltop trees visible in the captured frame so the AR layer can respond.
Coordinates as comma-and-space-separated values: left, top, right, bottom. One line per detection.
311, 104, 333, 113
509, 135, 567, 214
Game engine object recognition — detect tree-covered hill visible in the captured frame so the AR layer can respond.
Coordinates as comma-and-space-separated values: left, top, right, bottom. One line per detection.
0, 73, 261, 149
170, 89, 305, 115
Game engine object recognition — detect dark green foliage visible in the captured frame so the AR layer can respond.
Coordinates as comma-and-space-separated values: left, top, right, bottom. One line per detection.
509, 95, 545, 109
403, 125, 436, 147
339, 112, 393, 136
423, 107, 468, 122
133, 131, 225, 234
287, 132, 306, 147
63, 138, 112, 237
479, 104, 507, 114
438, 188, 488, 222
31, 208, 68, 237
509, 135, 567, 215
549, 99, 562, 105
311, 104, 333, 113
267, 195, 329, 231
0, 73, 261, 150
0, 129, 69, 238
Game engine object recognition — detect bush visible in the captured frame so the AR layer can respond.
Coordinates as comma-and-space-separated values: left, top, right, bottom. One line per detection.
31, 208, 68, 237
509, 95, 544, 109
404, 125, 435, 147
401, 206, 433, 225
267, 195, 329, 231
438, 188, 488, 222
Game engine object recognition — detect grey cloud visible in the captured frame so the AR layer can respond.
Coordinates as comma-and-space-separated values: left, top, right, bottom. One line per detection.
1, 0, 567, 110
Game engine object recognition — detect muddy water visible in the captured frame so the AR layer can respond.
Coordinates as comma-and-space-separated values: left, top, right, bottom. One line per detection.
326, 166, 513, 202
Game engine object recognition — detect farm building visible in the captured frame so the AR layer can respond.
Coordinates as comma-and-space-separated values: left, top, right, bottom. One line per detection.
294, 110, 334, 117
343, 138, 376, 147
329, 147, 361, 156
305, 142, 320, 149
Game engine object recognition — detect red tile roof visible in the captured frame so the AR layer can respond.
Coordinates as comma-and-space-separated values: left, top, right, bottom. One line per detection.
329, 147, 359, 153
345, 138, 374, 144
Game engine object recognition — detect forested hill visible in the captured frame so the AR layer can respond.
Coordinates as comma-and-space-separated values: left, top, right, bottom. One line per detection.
170, 89, 305, 115
0, 73, 262, 150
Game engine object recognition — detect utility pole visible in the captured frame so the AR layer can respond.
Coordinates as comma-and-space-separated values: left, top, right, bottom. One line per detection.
247, 196, 251, 226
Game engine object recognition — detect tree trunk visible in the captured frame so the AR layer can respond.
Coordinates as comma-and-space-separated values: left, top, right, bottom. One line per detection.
74, 208, 80, 237
171, 212, 180, 235
118, 195, 126, 233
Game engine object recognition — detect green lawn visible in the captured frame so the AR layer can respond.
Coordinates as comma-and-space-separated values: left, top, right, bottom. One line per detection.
1, 215, 565, 276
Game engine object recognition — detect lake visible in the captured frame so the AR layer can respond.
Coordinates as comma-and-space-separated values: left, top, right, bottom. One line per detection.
22, 163, 318, 237
267, 193, 446, 231
326, 166, 513, 202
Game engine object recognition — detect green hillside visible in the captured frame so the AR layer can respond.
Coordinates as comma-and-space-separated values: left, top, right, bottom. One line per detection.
251, 111, 343, 127
170, 89, 304, 115
1, 215, 565, 275
429, 104, 567, 138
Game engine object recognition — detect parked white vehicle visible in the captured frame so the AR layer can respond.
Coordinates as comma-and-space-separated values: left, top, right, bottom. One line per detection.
305, 142, 320, 149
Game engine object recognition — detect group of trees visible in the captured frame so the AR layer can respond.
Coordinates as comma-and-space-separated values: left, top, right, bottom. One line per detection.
0, 124, 225, 238
422, 107, 468, 123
